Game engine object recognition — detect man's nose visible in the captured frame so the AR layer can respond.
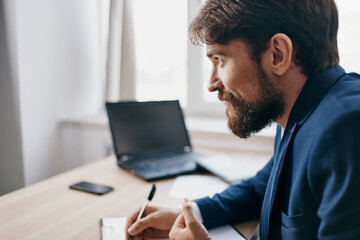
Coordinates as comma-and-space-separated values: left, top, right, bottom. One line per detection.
207, 72, 224, 92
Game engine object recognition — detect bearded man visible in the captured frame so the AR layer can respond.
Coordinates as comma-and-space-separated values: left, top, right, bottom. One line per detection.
126, 1, 360, 239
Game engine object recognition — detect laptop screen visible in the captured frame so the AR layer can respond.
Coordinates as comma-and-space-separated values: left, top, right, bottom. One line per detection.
106, 101, 191, 159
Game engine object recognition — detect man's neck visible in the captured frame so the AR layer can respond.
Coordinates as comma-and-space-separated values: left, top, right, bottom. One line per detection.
276, 66, 308, 128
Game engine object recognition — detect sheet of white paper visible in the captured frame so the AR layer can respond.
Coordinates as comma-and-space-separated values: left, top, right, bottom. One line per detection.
100, 217, 127, 240
197, 154, 261, 183
155, 225, 246, 240
209, 225, 246, 239
168, 175, 229, 200
101, 218, 245, 240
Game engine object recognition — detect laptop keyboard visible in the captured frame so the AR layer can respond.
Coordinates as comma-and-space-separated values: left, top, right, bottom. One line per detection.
134, 154, 193, 170
119, 152, 203, 180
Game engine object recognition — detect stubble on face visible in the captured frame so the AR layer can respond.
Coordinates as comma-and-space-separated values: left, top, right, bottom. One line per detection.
219, 65, 285, 139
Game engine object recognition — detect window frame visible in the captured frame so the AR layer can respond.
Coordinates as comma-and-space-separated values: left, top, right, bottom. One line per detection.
118, 0, 360, 119
185, 0, 225, 118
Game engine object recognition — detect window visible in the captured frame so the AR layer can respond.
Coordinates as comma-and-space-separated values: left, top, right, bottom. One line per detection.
187, 0, 360, 117
131, 0, 224, 117
132, 0, 188, 107
186, 0, 225, 117
130, 0, 360, 117
337, 0, 360, 73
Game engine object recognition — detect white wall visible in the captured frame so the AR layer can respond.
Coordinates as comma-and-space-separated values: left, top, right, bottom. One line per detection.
16, 0, 107, 185
60, 121, 113, 169
0, 0, 25, 195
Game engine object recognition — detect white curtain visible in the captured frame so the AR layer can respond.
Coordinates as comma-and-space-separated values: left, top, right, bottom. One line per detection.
0, 0, 25, 195
106, 0, 136, 102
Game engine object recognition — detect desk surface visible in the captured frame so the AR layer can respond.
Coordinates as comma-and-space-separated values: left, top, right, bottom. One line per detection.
0, 153, 268, 240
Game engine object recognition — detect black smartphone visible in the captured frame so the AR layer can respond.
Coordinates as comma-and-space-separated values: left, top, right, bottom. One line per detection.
69, 181, 114, 195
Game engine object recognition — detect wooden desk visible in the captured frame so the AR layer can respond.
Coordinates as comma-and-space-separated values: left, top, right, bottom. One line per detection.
0, 155, 263, 240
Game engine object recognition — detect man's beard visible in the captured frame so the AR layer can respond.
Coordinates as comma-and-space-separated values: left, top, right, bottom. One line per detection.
219, 66, 285, 139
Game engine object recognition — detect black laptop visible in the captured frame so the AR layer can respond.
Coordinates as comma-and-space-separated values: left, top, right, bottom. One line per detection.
106, 100, 202, 181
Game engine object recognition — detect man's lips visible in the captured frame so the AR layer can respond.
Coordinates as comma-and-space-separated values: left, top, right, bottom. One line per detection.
220, 99, 233, 110
218, 91, 234, 107
222, 100, 230, 106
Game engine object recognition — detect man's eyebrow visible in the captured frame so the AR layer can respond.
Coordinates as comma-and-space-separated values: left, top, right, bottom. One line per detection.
206, 50, 226, 58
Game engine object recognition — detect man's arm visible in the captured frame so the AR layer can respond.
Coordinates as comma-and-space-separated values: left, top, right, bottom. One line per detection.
193, 125, 284, 229
194, 157, 273, 229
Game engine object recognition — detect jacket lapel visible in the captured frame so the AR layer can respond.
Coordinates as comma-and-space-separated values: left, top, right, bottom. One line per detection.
260, 123, 299, 240
259, 66, 346, 239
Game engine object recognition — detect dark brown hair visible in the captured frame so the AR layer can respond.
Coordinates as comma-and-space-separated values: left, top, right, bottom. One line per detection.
189, 0, 340, 76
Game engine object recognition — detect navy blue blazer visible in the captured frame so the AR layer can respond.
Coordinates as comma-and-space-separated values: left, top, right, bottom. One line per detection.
195, 66, 360, 239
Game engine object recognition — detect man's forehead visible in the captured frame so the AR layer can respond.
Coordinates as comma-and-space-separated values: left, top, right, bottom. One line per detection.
206, 43, 227, 57
206, 40, 247, 57
206, 43, 224, 52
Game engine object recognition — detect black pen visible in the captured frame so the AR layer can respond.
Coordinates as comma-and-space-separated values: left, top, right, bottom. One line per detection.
129, 184, 156, 240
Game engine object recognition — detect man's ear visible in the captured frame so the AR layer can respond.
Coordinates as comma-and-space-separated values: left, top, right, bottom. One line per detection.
266, 33, 293, 76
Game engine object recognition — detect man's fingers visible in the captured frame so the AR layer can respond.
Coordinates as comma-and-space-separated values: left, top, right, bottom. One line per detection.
128, 217, 147, 235
126, 205, 157, 236
173, 213, 186, 229
125, 209, 141, 238
181, 201, 197, 229
169, 214, 185, 240
143, 229, 172, 239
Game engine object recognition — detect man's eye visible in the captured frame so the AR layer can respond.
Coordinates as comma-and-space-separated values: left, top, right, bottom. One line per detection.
215, 57, 223, 63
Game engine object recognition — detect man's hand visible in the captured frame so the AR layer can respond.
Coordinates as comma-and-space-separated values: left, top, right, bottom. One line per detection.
125, 205, 181, 240
169, 199, 211, 240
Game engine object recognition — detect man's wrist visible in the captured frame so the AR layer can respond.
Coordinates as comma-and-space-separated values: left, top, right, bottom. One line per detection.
191, 201, 204, 223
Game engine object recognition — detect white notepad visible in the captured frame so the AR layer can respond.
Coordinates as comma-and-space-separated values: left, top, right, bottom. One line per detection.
197, 154, 261, 183
100, 217, 127, 240
169, 175, 229, 200
100, 217, 246, 240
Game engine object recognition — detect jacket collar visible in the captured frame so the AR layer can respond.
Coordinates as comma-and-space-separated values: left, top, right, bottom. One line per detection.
260, 66, 346, 239
285, 66, 346, 132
